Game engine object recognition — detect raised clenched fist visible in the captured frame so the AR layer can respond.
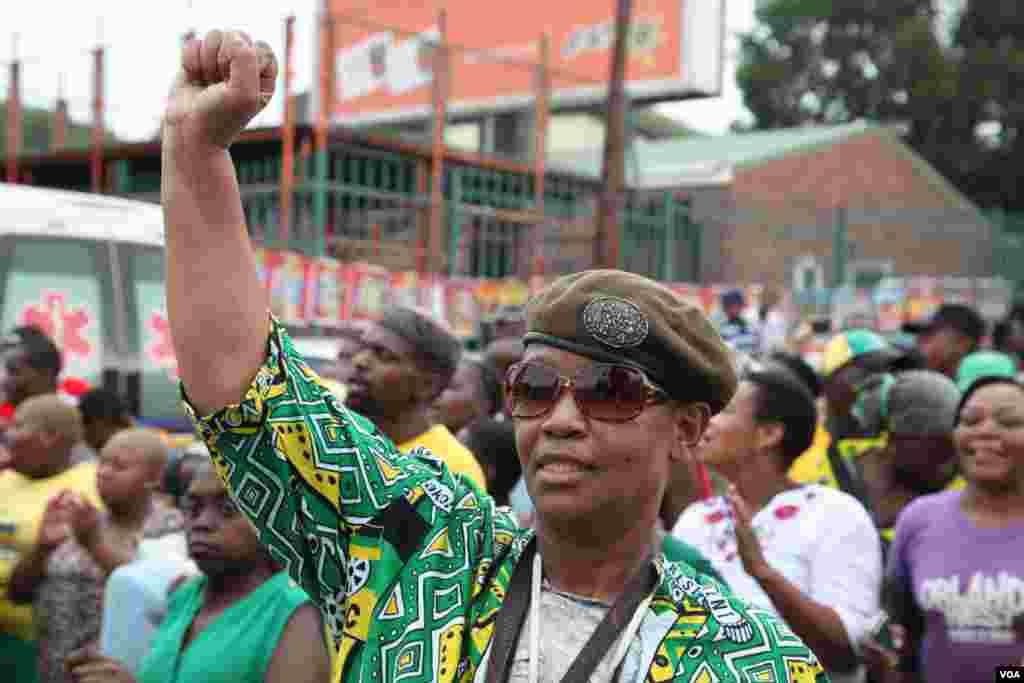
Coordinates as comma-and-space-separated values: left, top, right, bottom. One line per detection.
164, 29, 278, 150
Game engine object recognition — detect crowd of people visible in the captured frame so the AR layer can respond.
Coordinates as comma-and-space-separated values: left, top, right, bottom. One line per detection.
0, 28, 1022, 683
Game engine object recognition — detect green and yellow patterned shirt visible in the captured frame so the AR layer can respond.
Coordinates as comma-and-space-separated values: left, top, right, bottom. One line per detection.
182, 318, 829, 683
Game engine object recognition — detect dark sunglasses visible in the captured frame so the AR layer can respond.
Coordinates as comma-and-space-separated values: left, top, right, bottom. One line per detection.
505, 361, 668, 423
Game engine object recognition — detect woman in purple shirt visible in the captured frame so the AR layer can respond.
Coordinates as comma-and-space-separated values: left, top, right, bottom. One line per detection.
877, 376, 1024, 682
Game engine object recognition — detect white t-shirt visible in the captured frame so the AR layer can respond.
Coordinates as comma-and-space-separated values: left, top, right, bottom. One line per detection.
508, 586, 631, 683
672, 485, 881, 683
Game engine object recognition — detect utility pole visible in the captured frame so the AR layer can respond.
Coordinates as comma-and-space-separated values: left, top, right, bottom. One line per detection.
6, 34, 21, 183
51, 74, 67, 152
91, 43, 105, 192
280, 15, 296, 246
531, 33, 550, 280
594, 0, 633, 270
428, 9, 450, 276
313, 2, 335, 258
91, 19, 106, 193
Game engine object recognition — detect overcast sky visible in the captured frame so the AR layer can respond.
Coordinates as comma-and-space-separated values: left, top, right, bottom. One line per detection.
5, 0, 754, 141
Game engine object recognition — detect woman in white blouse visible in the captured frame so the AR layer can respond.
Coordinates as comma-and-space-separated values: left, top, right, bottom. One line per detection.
674, 363, 883, 682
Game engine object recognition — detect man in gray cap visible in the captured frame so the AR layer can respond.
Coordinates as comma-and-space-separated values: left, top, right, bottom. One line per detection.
855, 370, 963, 545
160, 29, 827, 682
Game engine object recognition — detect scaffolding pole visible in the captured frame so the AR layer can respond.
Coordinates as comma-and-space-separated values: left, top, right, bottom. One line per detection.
313, 5, 334, 258
428, 9, 449, 276
279, 15, 296, 247
531, 33, 550, 280
594, 0, 633, 269
91, 45, 105, 193
51, 74, 67, 152
6, 46, 20, 183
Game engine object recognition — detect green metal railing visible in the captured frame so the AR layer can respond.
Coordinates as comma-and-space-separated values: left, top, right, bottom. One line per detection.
989, 209, 1024, 295
621, 195, 700, 281
111, 139, 700, 282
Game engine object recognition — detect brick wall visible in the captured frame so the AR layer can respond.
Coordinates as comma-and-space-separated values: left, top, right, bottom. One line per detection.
709, 130, 992, 287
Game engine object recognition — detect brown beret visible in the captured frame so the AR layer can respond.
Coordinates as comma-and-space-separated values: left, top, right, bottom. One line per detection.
524, 269, 738, 413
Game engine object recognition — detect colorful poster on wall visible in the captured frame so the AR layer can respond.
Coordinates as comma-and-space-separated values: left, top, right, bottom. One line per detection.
473, 279, 502, 319
701, 286, 721, 318
744, 284, 763, 320
873, 277, 907, 332
905, 276, 941, 325
420, 273, 447, 322
309, 257, 345, 326
390, 271, 422, 310
940, 277, 975, 307
445, 278, 482, 338
347, 263, 391, 320
284, 253, 309, 325
254, 247, 269, 289
496, 278, 530, 307
262, 250, 288, 321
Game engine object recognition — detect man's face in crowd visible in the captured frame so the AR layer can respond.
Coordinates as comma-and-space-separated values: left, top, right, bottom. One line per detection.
5, 398, 70, 478
885, 432, 958, 491
512, 345, 703, 538
331, 334, 364, 386
5, 411, 49, 475
485, 338, 524, 418
918, 325, 971, 376
1, 345, 49, 407
348, 323, 430, 420
823, 362, 873, 421
434, 360, 486, 434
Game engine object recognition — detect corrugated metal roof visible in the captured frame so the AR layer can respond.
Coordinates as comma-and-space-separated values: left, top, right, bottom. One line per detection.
0, 183, 164, 246
548, 120, 877, 187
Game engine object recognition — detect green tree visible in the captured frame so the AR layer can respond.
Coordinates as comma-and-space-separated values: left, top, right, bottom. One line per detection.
735, 0, 1024, 212
943, 1, 1024, 209
736, 0, 943, 128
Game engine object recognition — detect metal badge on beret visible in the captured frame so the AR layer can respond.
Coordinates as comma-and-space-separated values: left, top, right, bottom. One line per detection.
582, 296, 650, 349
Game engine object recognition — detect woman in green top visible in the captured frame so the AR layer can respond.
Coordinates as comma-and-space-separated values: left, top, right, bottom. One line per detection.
66, 462, 329, 683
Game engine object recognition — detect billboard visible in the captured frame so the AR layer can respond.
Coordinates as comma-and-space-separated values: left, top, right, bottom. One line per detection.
327, 0, 725, 125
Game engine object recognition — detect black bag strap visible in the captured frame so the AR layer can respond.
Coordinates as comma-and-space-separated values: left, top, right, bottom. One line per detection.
485, 537, 657, 683
827, 439, 868, 504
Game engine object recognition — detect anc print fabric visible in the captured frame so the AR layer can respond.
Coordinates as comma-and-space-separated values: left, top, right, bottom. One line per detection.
181, 317, 829, 683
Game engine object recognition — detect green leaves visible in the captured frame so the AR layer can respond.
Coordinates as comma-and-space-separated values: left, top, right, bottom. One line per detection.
737, 0, 1024, 211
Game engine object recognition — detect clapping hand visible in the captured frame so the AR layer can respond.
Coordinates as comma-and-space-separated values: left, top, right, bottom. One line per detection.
37, 491, 73, 551
727, 485, 772, 581
861, 623, 910, 683
65, 493, 102, 547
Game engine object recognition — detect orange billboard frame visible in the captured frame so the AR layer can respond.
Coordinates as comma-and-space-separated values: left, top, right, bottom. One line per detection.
326, 0, 725, 125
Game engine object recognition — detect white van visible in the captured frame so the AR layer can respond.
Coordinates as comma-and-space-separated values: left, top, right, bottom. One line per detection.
0, 183, 184, 429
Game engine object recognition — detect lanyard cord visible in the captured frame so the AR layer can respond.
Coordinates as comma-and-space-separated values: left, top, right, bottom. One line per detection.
529, 552, 542, 683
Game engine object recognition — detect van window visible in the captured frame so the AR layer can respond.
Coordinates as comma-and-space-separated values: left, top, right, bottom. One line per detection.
0, 237, 107, 388
120, 243, 183, 429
